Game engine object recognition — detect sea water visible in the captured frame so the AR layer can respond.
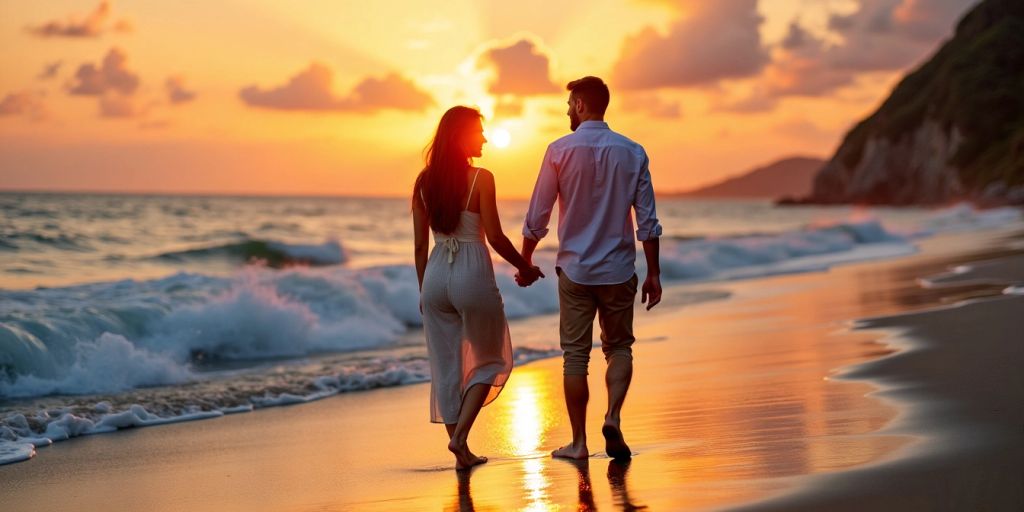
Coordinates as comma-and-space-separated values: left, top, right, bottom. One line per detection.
0, 192, 1019, 464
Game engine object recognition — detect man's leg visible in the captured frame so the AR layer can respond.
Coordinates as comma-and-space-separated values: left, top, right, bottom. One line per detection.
553, 270, 597, 459
597, 274, 638, 459
604, 353, 632, 430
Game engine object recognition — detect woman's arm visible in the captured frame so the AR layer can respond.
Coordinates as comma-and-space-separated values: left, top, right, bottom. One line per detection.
412, 186, 430, 290
477, 170, 543, 280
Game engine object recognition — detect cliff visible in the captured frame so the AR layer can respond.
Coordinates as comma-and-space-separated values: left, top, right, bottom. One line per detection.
804, 0, 1024, 206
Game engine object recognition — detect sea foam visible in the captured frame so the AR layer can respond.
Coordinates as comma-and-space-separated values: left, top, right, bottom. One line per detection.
0, 211, 994, 400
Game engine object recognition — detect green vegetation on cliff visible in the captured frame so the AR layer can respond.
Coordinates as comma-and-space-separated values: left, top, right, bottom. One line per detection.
838, 0, 1024, 189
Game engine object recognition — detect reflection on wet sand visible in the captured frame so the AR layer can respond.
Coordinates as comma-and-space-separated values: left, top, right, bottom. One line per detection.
608, 459, 647, 511
452, 457, 647, 512
565, 459, 596, 512
456, 243, 980, 510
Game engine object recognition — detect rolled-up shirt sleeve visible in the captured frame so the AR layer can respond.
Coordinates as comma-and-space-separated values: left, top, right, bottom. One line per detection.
522, 146, 559, 241
633, 153, 662, 241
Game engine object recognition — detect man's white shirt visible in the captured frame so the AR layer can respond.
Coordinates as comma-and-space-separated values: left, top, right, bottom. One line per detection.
523, 120, 662, 285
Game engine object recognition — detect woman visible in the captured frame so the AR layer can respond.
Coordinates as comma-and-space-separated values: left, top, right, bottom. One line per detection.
413, 106, 543, 469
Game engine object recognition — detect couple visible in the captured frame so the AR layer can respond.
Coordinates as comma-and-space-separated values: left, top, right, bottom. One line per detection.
412, 76, 662, 470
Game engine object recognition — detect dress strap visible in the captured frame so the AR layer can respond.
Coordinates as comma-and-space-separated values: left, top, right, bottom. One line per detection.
465, 168, 481, 210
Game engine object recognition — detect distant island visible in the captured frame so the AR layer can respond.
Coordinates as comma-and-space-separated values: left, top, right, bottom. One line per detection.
667, 156, 825, 199
792, 0, 1024, 206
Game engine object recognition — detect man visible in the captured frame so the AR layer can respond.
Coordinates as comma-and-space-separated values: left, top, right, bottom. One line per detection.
517, 76, 662, 460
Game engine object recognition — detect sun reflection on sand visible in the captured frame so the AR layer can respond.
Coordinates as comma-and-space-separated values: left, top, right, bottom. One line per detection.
521, 457, 552, 512
491, 368, 560, 510
497, 368, 555, 457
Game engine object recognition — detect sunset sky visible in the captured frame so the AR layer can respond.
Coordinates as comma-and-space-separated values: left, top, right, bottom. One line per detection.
0, 0, 976, 197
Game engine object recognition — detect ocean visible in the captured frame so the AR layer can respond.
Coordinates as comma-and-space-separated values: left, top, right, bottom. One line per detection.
0, 192, 1020, 465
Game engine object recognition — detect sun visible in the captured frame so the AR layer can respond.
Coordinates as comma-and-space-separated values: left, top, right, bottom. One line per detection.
489, 127, 511, 148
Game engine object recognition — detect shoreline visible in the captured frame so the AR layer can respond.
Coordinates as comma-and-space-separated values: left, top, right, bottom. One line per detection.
738, 235, 1024, 511
1, 227, 1022, 510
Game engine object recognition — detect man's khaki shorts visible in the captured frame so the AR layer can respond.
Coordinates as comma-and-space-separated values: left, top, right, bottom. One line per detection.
557, 269, 638, 376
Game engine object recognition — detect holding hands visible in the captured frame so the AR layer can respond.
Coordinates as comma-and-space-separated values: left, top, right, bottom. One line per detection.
515, 264, 545, 287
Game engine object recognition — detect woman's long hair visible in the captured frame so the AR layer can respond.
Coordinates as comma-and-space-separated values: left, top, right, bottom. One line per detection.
413, 106, 482, 235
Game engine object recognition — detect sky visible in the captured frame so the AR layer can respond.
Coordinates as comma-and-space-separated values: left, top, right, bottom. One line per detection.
0, 0, 978, 198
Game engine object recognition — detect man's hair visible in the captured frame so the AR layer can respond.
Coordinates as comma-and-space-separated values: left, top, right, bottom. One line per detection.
566, 76, 610, 115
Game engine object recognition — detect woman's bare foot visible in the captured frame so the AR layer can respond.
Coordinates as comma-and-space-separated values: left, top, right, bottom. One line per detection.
448, 439, 488, 470
551, 442, 589, 459
602, 418, 631, 460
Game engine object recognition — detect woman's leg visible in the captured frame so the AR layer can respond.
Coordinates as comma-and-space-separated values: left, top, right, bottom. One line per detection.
448, 383, 490, 469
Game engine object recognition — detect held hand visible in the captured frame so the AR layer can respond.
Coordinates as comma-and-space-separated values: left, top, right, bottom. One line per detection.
641, 273, 662, 310
515, 265, 545, 287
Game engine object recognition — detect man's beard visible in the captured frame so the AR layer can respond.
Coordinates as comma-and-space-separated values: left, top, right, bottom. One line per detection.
569, 111, 580, 132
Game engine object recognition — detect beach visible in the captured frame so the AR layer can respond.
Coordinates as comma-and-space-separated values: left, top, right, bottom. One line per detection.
3, 220, 1021, 511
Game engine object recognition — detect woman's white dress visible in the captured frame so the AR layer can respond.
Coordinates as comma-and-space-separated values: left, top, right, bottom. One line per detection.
420, 171, 513, 423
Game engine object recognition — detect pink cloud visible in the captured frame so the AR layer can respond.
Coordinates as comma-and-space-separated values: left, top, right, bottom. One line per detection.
165, 75, 197, 104
99, 93, 135, 118
37, 61, 62, 81
68, 48, 140, 96
477, 39, 559, 96
611, 0, 769, 89
28, 1, 132, 38
824, 0, 975, 72
721, 0, 975, 112
620, 93, 683, 119
239, 62, 433, 112
0, 91, 47, 119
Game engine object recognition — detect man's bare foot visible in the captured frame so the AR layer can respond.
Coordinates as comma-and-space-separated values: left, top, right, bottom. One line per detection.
448, 440, 488, 470
551, 443, 589, 459
602, 419, 631, 460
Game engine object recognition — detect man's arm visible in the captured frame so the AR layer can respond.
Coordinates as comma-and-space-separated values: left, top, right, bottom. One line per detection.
641, 238, 661, 310
520, 237, 539, 265
634, 152, 663, 310
518, 146, 558, 285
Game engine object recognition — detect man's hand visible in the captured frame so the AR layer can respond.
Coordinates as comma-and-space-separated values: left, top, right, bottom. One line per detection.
515, 265, 545, 287
641, 273, 661, 310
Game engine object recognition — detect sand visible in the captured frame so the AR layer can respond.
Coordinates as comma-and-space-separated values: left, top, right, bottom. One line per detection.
1, 227, 1021, 511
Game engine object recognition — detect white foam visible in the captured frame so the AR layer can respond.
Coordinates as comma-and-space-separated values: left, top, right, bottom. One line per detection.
92, 404, 222, 430
2, 204, 1019, 404
653, 219, 911, 282
923, 203, 1023, 231
0, 441, 35, 465
0, 333, 192, 398
1004, 285, 1024, 296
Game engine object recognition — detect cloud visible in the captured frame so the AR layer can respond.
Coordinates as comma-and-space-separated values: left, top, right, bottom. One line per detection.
476, 39, 559, 96
37, 61, 62, 81
823, 0, 975, 72
99, 93, 135, 118
721, 0, 974, 112
28, 1, 132, 38
68, 47, 140, 96
611, 0, 769, 89
165, 75, 197, 104
780, 20, 812, 51
893, 0, 974, 42
64, 48, 142, 119
238, 62, 433, 112
0, 91, 47, 119
345, 73, 435, 111
620, 93, 683, 119
494, 99, 524, 118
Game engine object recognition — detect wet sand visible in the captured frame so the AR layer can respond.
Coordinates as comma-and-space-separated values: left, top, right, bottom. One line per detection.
1, 227, 1022, 511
